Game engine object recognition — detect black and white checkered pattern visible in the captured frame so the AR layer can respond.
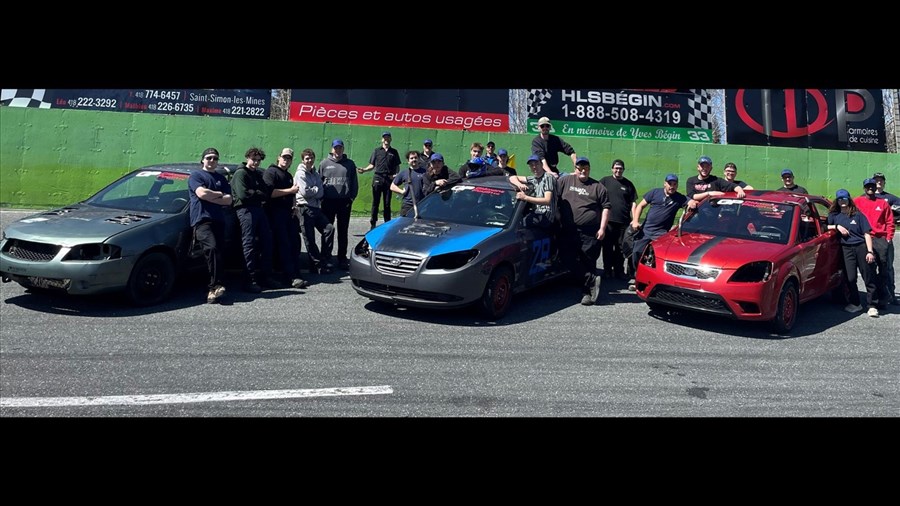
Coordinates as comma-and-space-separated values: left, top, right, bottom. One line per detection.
686, 89, 712, 129
526, 89, 552, 116
0, 89, 52, 108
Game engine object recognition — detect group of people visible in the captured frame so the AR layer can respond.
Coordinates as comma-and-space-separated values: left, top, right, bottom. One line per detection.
186, 122, 897, 313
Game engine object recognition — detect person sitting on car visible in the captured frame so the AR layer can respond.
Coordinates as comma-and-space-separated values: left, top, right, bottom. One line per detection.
509, 155, 557, 229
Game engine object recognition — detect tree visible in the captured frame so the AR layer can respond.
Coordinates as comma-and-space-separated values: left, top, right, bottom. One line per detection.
270, 89, 290, 121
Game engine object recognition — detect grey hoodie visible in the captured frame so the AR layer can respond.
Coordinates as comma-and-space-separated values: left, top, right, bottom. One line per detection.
319, 153, 359, 200
295, 163, 325, 208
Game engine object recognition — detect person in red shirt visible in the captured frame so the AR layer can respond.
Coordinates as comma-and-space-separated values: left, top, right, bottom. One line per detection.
854, 178, 894, 309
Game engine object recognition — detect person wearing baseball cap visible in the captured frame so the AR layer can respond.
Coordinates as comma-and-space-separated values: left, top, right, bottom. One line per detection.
357, 130, 401, 230
419, 139, 435, 169
827, 188, 878, 316
777, 168, 808, 194
686, 155, 744, 207
532, 116, 577, 178
483, 141, 499, 167
854, 178, 894, 308
422, 152, 461, 196
509, 154, 557, 229
599, 159, 638, 281
320, 138, 360, 269
556, 156, 611, 305
263, 147, 306, 289
628, 172, 688, 290
871, 171, 900, 303
496, 148, 516, 176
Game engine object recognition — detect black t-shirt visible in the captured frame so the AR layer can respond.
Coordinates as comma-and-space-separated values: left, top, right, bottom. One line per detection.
599, 175, 637, 224
685, 174, 737, 199
369, 146, 401, 176
263, 164, 295, 211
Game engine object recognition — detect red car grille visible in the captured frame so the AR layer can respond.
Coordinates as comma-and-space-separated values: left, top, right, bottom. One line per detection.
2, 239, 61, 262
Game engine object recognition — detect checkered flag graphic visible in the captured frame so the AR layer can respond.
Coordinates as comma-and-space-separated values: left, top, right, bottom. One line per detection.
0, 89, 52, 108
686, 89, 712, 129
526, 89, 552, 116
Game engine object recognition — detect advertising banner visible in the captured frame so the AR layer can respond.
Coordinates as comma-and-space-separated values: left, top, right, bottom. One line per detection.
525, 89, 714, 143
1, 89, 271, 119
289, 89, 509, 132
725, 89, 886, 152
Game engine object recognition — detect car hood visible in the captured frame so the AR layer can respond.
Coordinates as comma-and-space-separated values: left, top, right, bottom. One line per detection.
4, 204, 170, 246
653, 232, 785, 268
366, 217, 503, 257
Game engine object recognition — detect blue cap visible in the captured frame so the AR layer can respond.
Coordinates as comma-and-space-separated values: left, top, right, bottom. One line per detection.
468, 157, 485, 166
835, 189, 851, 199
575, 157, 590, 165
863, 178, 877, 187
429, 152, 443, 162
781, 169, 794, 177
665, 173, 679, 182
423, 138, 433, 145
698, 156, 712, 165
497, 149, 508, 156
527, 154, 541, 164
332, 139, 344, 147
381, 131, 392, 137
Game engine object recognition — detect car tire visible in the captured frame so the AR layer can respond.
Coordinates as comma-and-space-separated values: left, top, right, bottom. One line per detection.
771, 281, 799, 334
126, 251, 175, 306
480, 266, 513, 320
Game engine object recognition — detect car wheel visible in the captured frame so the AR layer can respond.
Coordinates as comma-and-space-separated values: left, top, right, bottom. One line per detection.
480, 266, 513, 320
126, 252, 175, 306
771, 281, 799, 334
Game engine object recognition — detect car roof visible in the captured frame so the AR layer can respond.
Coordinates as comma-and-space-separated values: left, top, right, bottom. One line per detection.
134, 162, 241, 174
456, 175, 516, 190
721, 190, 828, 205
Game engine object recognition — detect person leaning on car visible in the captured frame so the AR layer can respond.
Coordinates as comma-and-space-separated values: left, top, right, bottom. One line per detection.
827, 189, 878, 317
629, 173, 688, 290
854, 178, 893, 309
776, 168, 808, 194
509, 154, 558, 229
421, 153, 461, 196
188, 147, 233, 304
685, 155, 744, 209
232, 146, 281, 293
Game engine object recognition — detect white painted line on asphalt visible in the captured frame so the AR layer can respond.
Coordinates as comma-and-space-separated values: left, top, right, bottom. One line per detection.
0, 385, 393, 408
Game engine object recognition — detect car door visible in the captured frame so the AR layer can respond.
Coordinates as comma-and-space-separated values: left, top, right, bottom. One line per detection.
809, 199, 845, 293
514, 207, 556, 288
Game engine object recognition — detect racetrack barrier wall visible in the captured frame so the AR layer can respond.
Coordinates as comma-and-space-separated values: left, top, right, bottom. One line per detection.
2, 106, 898, 212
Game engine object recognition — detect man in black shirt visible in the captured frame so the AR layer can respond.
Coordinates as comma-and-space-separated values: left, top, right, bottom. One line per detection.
531, 116, 577, 178
358, 131, 401, 229
685, 155, 744, 209
777, 168, 808, 194
598, 159, 638, 280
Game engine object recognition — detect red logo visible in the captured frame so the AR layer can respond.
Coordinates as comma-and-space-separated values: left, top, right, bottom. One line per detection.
734, 89, 833, 138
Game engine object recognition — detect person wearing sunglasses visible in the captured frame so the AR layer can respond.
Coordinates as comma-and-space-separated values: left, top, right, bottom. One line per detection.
827, 189, 878, 316
188, 147, 233, 304
530, 116, 577, 179
854, 178, 893, 310
232, 146, 281, 293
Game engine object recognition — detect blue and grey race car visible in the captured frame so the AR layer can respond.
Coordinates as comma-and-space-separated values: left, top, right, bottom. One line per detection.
349, 176, 568, 319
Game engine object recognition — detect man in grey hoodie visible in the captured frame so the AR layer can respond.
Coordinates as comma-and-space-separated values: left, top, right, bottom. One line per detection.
294, 147, 336, 274
319, 139, 359, 270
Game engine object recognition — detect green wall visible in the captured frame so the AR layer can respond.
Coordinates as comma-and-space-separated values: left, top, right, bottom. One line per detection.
2, 106, 898, 212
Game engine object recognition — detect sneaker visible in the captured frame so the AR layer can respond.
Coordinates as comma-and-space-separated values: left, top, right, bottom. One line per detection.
589, 275, 602, 304
867, 307, 879, 317
244, 282, 262, 293
843, 304, 862, 313
627, 283, 636, 292
291, 278, 309, 289
206, 284, 226, 303
580, 294, 594, 306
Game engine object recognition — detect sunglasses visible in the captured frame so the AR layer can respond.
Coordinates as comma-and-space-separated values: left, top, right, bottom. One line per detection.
539, 124, 550, 129
204, 156, 219, 161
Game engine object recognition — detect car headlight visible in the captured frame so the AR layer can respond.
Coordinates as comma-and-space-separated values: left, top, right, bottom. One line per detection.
730, 261, 772, 282
354, 237, 371, 259
425, 250, 478, 270
639, 243, 656, 268
62, 243, 122, 261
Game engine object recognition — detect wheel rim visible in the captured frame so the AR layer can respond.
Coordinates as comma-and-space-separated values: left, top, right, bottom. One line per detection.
136, 261, 169, 298
783, 287, 797, 327
492, 275, 511, 312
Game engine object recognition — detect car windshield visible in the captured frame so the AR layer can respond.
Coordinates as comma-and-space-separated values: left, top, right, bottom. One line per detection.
416, 184, 517, 227
85, 170, 190, 214
681, 198, 795, 245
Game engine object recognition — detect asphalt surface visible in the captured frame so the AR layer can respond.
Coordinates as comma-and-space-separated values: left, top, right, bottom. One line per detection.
1, 210, 898, 417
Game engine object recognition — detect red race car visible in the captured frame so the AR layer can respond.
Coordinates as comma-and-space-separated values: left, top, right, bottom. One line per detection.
634, 191, 848, 333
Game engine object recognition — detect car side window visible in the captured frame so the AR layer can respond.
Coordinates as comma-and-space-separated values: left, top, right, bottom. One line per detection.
812, 201, 831, 232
